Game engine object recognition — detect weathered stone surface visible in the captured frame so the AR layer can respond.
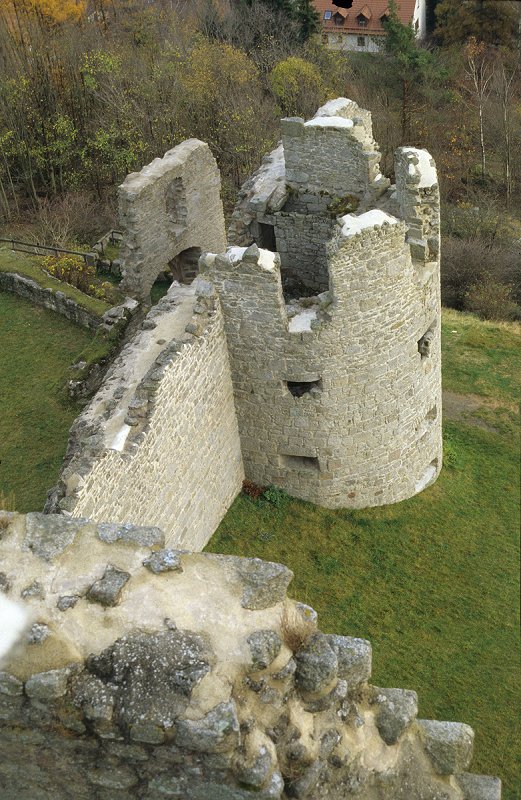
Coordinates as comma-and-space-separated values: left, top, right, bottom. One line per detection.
27, 622, 51, 644
237, 558, 293, 610
25, 668, 71, 700
86, 566, 130, 606
457, 772, 502, 800
97, 522, 164, 547
142, 548, 183, 574
73, 673, 114, 721
295, 633, 338, 694
57, 595, 80, 611
286, 761, 324, 798
24, 513, 87, 561
0, 672, 23, 696
326, 635, 371, 687
175, 700, 240, 753
419, 720, 474, 775
374, 687, 418, 745
20, 580, 44, 599
247, 630, 282, 670
235, 744, 274, 788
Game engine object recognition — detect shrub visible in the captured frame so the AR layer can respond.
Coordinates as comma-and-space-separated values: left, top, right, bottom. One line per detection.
41, 255, 119, 303
441, 235, 521, 318
262, 484, 290, 508
464, 276, 520, 321
242, 479, 264, 501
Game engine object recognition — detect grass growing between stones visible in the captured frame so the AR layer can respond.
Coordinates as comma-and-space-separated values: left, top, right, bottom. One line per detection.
0, 292, 96, 512
207, 310, 520, 799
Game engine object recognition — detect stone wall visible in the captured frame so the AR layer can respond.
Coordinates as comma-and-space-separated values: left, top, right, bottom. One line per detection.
207, 215, 441, 509
118, 139, 227, 301
0, 512, 501, 799
48, 282, 244, 551
282, 99, 381, 196
219, 99, 442, 509
0, 270, 102, 330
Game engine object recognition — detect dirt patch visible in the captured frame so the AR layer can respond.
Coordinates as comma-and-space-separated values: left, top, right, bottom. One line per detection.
442, 391, 515, 433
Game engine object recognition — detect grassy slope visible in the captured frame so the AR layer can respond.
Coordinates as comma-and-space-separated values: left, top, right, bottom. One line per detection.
0, 292, 94, 511
0, 245, 110, 316
207, 310, 520, 799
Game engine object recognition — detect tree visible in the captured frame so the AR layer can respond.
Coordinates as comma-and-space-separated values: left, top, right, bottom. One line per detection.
269, 55, 327, 116
434, 0, 521, 47
383, 0, 434, 141
463, 38, 494, 180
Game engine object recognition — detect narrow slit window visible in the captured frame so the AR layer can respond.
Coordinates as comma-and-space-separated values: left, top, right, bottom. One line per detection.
418, 322, 436, 359
286, 379, 321, 398
280, 454, 320, 472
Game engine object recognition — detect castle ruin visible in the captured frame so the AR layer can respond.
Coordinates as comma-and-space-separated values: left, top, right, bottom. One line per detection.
0, 100, 501, 798
48, 98, 442, 534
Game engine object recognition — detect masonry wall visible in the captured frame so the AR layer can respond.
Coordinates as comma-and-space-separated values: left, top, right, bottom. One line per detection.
119, 139, 227, 301
0, 271, 101, 330
282, 101, 381, 195
0, 512, 501, 800
51, 286, 244, 551
207, 207, 442, 509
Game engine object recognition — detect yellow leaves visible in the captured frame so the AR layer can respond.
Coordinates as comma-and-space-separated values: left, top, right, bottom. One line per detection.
1, 0, 86, 25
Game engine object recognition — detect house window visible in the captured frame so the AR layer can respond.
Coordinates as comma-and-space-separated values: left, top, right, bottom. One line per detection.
324, 10, 332, 19
333, 13, 344, 25
357, 16, 367, 26
357, 35, 366, 47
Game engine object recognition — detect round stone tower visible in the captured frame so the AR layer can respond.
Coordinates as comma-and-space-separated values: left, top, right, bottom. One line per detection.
206, 99, 442, 509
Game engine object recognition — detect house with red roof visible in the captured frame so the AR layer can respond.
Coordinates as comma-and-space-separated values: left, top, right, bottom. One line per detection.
313, 0, 426, 52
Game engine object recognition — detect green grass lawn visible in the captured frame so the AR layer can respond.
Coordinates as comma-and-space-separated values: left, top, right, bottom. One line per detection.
207, 310, 520, 799
0, 292, 96, 512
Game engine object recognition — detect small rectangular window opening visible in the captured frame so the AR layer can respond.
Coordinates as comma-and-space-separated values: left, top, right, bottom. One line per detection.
257, 222, 277, 252
286, 379, 321, 398
357, 35, 366, 46
280, 454, 320, 472
324, 10, 332, 19
418, 321, 436, 359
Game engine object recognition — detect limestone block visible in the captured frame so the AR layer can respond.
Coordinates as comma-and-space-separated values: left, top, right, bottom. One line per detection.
419, 719, 474, 775
373, 687, 418, 745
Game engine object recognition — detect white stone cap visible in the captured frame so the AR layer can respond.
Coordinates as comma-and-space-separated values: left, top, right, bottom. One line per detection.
226, 246, 277, 272
313, 97, 355, 117
340, 210, 400, 237
402, 148, 437, 188
305, 116, 354, 129
0, 594, 29, 662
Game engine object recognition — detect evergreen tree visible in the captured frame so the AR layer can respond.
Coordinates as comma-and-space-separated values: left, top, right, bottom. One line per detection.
383, 0, 434, 140
295, 0, 320, 41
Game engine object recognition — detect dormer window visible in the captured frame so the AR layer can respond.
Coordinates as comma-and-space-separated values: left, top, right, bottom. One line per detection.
357, 5, 372, 27
333, 11, 345, 25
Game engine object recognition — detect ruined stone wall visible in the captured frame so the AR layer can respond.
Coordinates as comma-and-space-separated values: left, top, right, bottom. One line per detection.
0, 270, 102, 330
207, 202, 441, 509
0, 512, 500, 799
282, 99, 381, 196
49, 283, 243, 551
119, 139, 227, 301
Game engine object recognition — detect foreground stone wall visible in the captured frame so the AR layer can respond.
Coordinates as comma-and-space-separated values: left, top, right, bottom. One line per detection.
0, 512, 500, 799
119, 139, 227, 301
48, 282, 243, 551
